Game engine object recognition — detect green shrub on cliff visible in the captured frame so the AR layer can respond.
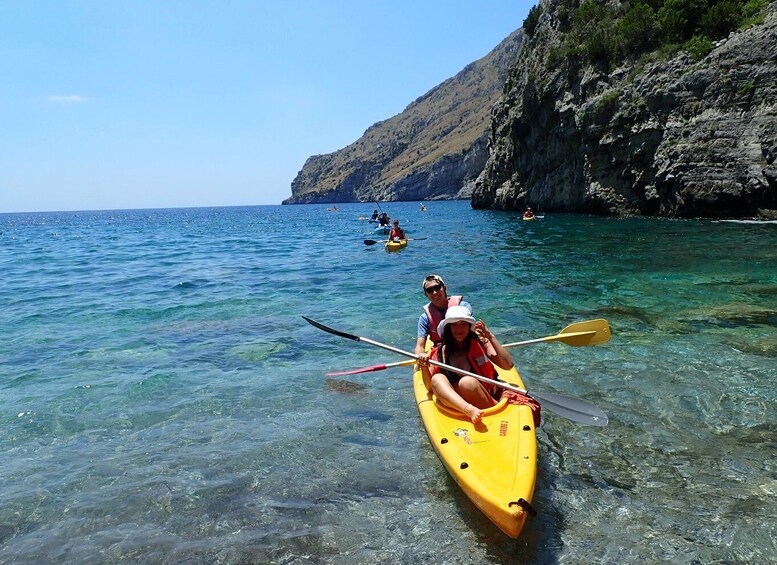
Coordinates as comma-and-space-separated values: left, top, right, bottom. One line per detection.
684, 34, 714, 60
658, 0, 708, 42
740, 0, 770, 27
523, 4, 543, 38
700, 0, 742, 37
616, 3, 661, 55
542, 0, 771, 71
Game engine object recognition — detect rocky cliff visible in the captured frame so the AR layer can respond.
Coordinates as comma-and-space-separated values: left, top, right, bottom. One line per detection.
472, 0, 777, 218
283, 30, 524, 204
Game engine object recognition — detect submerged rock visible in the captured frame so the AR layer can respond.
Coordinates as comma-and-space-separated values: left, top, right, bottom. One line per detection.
677, 303, 777, 326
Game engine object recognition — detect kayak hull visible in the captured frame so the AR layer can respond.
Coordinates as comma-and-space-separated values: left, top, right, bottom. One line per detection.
412, 354, 537, 538
385, 239, 407, 252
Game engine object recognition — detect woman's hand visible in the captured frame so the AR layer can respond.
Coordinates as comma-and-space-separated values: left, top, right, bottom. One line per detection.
475, 321, 513, 370
473, 320, 493, 341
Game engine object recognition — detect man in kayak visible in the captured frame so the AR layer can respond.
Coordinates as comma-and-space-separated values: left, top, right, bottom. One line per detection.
378, 212, 390, 226
388, 219, 405, 241
418, 306, 513, 424
370, 209, 379, 221
523, 207, 535, 220
415, 274, 472, 362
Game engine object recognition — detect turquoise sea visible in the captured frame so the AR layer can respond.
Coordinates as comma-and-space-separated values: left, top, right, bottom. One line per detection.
1, 200, 775, 564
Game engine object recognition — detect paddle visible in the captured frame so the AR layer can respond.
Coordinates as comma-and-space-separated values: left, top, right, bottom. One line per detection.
364, 237, 427, 246
327, 320, 610, 376
325, 359, 415, 376
504, 319, 610, 348
303, 317, 608, 427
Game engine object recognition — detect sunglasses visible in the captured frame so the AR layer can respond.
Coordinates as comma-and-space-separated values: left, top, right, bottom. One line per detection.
424, 284, 443, 294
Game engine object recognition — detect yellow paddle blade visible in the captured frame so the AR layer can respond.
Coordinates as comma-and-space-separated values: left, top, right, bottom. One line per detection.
556, 319, 611, 346
503, 319, 611, 349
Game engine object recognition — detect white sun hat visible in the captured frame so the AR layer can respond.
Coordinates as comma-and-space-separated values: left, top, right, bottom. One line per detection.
436, 305, 476, 338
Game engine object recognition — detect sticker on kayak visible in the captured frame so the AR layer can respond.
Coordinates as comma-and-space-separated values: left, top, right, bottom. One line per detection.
500, 420, 509, 436
453, 428, 473, 445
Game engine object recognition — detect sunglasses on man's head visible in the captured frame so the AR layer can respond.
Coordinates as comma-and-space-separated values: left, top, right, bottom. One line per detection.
424, 284, 443, 294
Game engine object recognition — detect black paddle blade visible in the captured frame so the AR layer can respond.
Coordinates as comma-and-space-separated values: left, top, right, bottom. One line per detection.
529, 390, 609, 427
302, 317, 361, 342
363, 239, 379, 246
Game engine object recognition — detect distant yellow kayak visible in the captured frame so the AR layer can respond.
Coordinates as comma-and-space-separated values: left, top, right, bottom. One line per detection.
412, 353, 537, 538
385, 239, 407, 251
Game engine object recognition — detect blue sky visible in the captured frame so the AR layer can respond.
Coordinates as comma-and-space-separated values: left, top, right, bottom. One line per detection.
0, 1, 534, 213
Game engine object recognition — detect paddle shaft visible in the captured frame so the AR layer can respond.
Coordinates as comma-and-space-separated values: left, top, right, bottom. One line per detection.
364, 237, 426, 245
325, 359, 415, 376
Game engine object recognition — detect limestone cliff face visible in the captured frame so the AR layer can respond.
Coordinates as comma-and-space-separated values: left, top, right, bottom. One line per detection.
473, 1, 777, 218
283, 30, 523, 205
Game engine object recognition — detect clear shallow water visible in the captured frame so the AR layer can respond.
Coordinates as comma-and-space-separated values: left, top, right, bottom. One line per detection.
1, 201, 775, 564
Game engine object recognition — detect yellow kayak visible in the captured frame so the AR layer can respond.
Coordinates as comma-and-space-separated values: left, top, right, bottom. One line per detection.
385, 238, 407, 251
412, 354, 537, 538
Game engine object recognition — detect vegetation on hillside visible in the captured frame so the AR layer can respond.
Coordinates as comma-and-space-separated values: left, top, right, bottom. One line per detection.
524, 0, 771, 69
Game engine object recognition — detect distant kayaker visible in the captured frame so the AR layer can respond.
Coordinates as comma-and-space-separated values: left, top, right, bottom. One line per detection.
370, 209, 379, 221
388, 219, 405, 241
418, 306, 514, 424
378, 212, 390, 226
415, 274, 472, 362
523, 207, 534, 220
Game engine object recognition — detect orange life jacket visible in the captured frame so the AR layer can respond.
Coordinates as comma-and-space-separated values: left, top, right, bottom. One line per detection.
424, 295, 463, 343
430, 338, 499, 395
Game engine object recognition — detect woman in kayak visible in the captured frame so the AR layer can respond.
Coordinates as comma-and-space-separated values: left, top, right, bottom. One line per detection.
419, 306, 514, 424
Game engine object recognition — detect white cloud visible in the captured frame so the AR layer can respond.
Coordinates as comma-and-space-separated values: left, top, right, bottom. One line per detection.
47, 95, 85, 103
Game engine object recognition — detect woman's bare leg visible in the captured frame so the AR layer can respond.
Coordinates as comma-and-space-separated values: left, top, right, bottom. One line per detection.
431, 374, 484, 424
456, 377, 497, 409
